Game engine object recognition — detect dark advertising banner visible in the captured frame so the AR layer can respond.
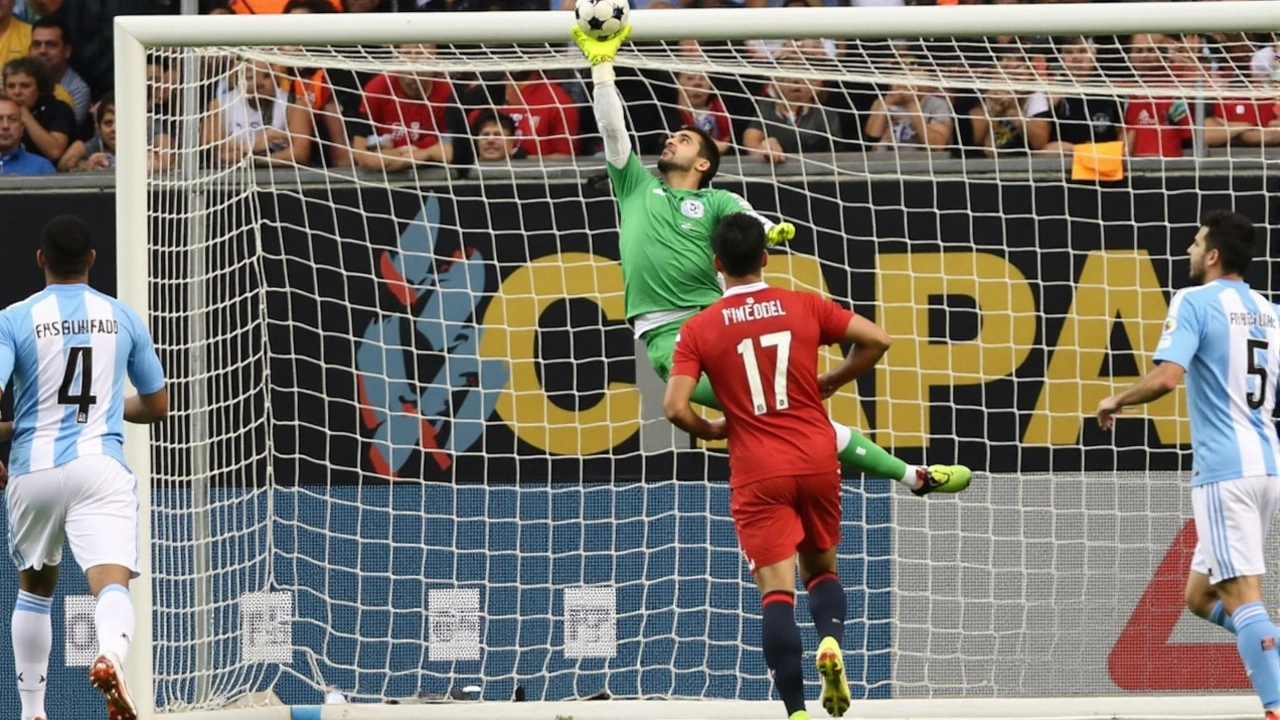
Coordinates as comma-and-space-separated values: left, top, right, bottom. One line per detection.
2, 174, 1276, 484
239, 172, 1279, 484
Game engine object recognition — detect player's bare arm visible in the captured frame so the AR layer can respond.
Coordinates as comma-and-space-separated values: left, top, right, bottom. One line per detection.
124, 389, 171, 425
817, 315, 893, 399
1095, 361, 1185, 430
663, 375, 726, 441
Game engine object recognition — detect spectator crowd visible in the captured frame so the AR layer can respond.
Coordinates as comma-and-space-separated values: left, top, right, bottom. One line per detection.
1, 0, 1278, 176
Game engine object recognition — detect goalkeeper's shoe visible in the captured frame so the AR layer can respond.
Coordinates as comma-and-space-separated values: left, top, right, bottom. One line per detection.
89, 651, 137, 720
816, 636, 851, 718
789, 712, 810, 720
912, 464, 971, 497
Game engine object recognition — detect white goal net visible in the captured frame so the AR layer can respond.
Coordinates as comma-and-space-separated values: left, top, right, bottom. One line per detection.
115, 6, 1280, 719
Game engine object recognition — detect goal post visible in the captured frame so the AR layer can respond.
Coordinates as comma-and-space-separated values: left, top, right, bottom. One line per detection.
114, 4, 1280, 719
116, 17, 155, 720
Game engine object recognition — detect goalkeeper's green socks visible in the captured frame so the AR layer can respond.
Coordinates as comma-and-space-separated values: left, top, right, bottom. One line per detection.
834, 424, 920, 490
835, 427, 973, 494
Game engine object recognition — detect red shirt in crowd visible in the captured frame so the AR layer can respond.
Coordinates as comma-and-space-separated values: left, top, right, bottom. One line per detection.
469, 77, 579, 157
1125, 96, 1193, 158
1214, 98, 1278, 128
359, 73, 455, 150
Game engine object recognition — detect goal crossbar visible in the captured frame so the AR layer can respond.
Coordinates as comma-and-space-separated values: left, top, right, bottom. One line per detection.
115, 2, 1280, 46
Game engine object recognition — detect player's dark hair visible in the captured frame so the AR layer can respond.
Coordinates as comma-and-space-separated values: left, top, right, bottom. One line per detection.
713, 213, 767, 279
41, 215, 94, 277
31, 17, 70, 44
95, 91, 115, 124
680, 124, 720, 188
470, 109, 516, 137
1200, 209, 1256, 275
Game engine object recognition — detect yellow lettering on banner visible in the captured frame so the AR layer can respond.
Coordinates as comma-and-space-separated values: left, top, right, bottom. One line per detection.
1025, 250, 1187, 446
479, 253, 640, 455
876, 252, 1036, 447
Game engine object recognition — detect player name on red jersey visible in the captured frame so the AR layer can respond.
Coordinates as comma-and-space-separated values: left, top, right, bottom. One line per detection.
721, 299, 787, 325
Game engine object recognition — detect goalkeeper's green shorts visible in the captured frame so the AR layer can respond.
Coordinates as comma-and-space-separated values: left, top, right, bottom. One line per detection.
643, 320, 721, 410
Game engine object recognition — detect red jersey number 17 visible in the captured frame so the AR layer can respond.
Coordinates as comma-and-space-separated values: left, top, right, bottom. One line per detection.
737, 330, 792, 415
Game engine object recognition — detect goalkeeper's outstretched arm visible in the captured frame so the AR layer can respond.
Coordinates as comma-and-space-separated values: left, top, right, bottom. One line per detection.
593, 66, 630, 170
572, 26, 633, 170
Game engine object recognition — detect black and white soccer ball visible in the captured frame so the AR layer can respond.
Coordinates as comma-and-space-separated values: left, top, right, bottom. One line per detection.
575, 0, 629, 41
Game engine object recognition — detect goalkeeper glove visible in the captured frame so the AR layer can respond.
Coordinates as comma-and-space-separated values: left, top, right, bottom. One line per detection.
1166, 99, 1189, 125
571, 24, 632, 66
766, 222, 795, 248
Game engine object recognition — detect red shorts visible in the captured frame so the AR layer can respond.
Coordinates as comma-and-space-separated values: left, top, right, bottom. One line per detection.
730, 471, 842, 573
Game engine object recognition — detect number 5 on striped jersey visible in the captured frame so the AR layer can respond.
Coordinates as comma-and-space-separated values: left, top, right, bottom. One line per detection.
736, 331, 792, 415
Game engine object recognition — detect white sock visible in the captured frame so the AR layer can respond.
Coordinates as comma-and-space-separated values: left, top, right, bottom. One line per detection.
95, 585, 135, 663
829, 419, 852, 454
13, 590, 52, 720
902, 465, 923, 490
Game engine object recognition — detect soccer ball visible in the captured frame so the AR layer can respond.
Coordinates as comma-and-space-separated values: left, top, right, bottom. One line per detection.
575, 0, 629, 41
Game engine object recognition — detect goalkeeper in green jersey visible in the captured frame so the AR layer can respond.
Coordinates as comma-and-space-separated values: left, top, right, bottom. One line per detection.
572, 27, 970, 496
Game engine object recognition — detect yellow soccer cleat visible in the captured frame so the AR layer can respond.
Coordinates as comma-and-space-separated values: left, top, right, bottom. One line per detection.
789, 712, 811, 720
911, 464, 971, 497
815, 636, 850, 717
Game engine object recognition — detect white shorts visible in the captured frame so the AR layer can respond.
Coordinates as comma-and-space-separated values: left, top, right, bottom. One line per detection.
6, 455, 140, 576
1191, 475, 1280, 584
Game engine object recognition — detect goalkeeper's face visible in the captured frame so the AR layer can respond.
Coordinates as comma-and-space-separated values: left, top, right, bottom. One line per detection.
657, 130, 709, 179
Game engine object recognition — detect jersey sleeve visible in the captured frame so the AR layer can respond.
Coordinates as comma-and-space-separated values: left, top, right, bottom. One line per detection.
0, 310, 14, 390
606, 152, 656, 200
1153, 289, 1202, 370
814, 295, 858, 346
669, 322, 705, 381
124, 308, 166, 395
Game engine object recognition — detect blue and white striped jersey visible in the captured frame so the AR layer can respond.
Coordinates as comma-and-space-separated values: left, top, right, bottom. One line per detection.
1153, 278, 1280, 485
0, 284, 166, 475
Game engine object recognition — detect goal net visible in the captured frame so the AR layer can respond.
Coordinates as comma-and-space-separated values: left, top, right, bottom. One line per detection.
114, 5, 1278, 719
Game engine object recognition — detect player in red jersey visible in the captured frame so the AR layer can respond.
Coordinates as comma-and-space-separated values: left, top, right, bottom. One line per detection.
664, 213, 894, 720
